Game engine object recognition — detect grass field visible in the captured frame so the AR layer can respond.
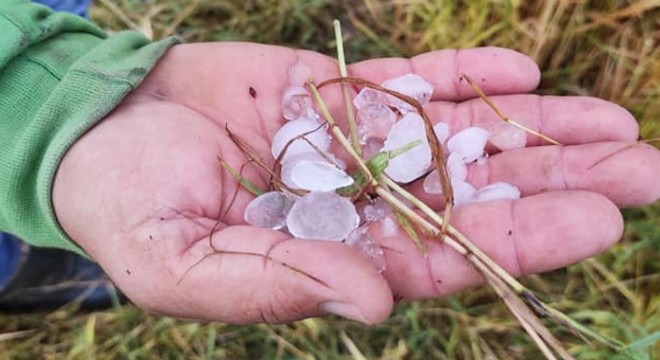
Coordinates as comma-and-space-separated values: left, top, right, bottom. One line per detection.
1, 0, 659, 358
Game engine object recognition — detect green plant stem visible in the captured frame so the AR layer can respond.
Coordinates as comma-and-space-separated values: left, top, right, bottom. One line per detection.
333, 20, 362, 157
218, 158, 264, 196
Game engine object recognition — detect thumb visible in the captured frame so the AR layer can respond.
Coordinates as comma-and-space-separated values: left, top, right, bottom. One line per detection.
135, 226, 393, 325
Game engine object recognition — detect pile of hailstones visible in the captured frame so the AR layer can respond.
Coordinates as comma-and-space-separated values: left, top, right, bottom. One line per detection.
243, 66, 526, 272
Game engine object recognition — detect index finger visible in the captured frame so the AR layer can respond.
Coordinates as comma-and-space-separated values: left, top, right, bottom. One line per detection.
348, 47, 541, 102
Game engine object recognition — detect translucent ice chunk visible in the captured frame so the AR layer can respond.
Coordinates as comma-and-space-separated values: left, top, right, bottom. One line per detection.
382, 74, 434, 112
423, 170, 442, 194
357, 103, 397, 142
453, 180, 476, 206
422, 156, 467, 193
423, 172, 476, 206
271, 119, 331, 161
286, 192, 359, 241
363, 199, 397, 237
433, 122, 450, 144
363, 204, 382, 223
290, 160, 354, 192
282, 85, 317, 121
447, 152, 468, 181
476, 152, 489, 166
280, 152, 345, 190
381, 216, 397, 237
447, 127, 489, 163
243, 192, 294, 230
488, 122, 527, 151
346, 226, 386, 273
363, 198, 391, 222
381, 112, 431, 183
472, 182, 520, 203
353, 87, 388, 110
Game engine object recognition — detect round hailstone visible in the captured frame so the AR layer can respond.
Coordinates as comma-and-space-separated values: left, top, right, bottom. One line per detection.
453, 180, 476, 206
422, 172, 476, 206
382, 73, 434, 112
271, 119, 331, 161
286, 192, 359, 241
281, 85, 319, 121
423, 170, 441, 194
353, 87, 388, 110
381, 112, 431, 183
357, 103, 397, 142
433, 122, 450, 144
290, 160, 354, 192
345, 227, 386, 273
447, 126, 489, 163
476, 152, 489, 166
280, 152, 345, 189
243, 192, 294, 230
447, 152, 468, 181
472, 182, 521, 203
363, 198, 392, 222
380, 216, 397, 237
488, 122, 527, 151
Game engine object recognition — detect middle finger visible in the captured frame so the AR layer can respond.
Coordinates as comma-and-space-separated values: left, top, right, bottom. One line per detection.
424, 94, 639, 147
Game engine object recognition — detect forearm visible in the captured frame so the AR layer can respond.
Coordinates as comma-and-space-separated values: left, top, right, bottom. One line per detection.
0, 0, 178, 255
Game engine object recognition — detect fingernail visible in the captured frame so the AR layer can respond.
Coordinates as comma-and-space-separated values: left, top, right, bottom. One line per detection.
319, 301, 369, 324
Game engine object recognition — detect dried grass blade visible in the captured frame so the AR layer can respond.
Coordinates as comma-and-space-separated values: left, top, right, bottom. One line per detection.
218, 158, 264, 196
225, 126, 303, 195
461, 73, 561, 145
475, 257, 575, 360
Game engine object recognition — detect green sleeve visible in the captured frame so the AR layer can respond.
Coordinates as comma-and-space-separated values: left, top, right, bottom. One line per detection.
0, 0, 179, 255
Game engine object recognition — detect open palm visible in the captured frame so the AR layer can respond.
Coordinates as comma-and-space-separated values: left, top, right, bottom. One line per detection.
52, 43, 660, 324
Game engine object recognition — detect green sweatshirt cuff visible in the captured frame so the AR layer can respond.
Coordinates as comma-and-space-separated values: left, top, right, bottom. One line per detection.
0, 0, 179, 255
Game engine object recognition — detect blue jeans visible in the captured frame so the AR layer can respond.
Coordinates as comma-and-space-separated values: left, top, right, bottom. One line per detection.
0, 0, 93, 291
34, 0, 93, 17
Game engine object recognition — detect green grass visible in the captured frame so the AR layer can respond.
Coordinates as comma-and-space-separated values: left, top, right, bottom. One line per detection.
1, 0, 659, 358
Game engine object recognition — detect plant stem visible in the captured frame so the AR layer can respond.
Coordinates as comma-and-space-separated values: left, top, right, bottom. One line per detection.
218, 158, 264, 196
308, 82, 374, 184
473, 256, 575, 360
311, 71, 601, 357
461, 73, 560, 145
381, 176, 527, 292
333, 20, 362, 156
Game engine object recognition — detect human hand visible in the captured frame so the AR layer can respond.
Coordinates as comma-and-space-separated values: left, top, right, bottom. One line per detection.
52, 43, 660, 324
